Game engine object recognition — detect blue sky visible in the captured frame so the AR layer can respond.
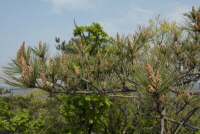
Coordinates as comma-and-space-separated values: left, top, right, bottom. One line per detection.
0, 0, 199, 76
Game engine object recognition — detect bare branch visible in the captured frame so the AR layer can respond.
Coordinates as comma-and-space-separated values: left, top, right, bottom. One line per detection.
171, 87, 200, 95
80, 78, 105, 94
166, 103, 188, 117
74, 18, 78, 27
180, 72, 200, 78
170, 107, 199, 132
175, 72, 200, 86
107, 95, 138, 98
165, 117, 200, 130
139, 111, 160, 119
49, 88, 136, 94
138, 122, 161, 130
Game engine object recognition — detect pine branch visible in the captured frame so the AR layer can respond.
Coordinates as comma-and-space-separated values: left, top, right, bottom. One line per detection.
170, 107, 199, 132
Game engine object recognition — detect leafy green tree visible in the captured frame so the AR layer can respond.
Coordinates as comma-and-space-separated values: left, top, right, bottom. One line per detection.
56, 22, 111, 55
0, 100, 45, 134
1, 6, 200, 134
2, 89, 67, 134
57, 93, 112, 133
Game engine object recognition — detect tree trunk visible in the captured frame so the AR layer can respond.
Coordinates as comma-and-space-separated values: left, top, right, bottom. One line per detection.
88, 123, 94, 134
161, 107, 166, 134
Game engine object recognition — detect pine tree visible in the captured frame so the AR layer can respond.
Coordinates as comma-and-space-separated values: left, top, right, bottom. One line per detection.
1, 7, 200, 133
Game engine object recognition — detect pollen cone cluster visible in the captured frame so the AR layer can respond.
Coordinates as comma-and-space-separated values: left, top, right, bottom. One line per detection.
146, 63, 162, 92
17, 42, 35, 85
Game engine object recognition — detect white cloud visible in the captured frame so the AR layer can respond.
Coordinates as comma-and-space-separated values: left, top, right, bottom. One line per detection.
134, 7, 154, 16
167, 5, 191, 23
99, 5, 155, 36
125, 6, 154, 25
48, 0, 93, 14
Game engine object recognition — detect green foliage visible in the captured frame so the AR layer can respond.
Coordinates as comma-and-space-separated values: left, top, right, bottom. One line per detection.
1, 6, 200, 133
56, 22, 111, 55
0, 88, 3, 94
2, 89, 48, 115
57, 93, 112, 133
181, 6, 200, 32
73, 22, 109, 45
2, 89, 67, 134
0, 100, 45, 133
